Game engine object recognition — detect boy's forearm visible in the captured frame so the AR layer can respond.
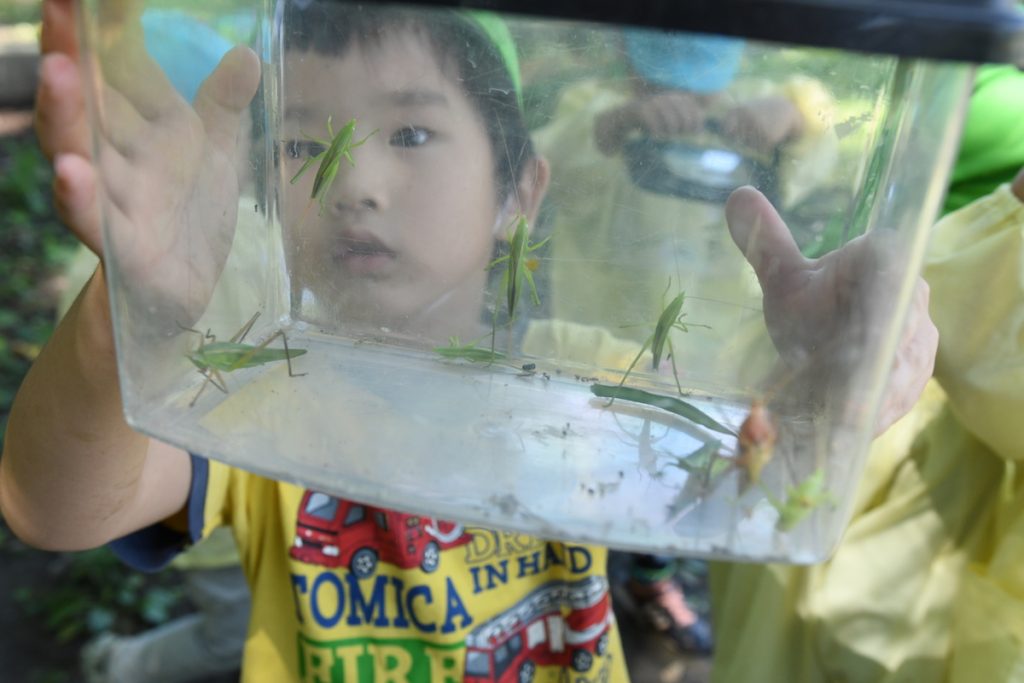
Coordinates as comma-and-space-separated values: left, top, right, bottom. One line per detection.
0, 267, 188, 550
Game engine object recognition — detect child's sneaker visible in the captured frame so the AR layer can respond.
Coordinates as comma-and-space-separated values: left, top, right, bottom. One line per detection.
627, 576, 714, 655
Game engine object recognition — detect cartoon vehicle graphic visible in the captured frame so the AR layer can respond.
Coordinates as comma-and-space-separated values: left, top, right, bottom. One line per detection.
463, 576, 612, 682
289, 490, 472, 576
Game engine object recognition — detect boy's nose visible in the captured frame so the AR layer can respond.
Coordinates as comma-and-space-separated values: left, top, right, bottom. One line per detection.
327, 148, 389, 213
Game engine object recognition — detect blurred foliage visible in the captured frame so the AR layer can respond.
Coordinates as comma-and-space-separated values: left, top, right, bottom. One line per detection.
0, 136, 78, 450
0, 0, 39, 25
0, 127, 187, 675
14, 547, 184, 643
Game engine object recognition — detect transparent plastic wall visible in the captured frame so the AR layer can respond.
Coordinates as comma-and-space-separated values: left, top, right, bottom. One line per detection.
80, 0, 970, 562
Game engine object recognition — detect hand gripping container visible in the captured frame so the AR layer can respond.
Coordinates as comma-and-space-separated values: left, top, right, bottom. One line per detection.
77, 0, 1024, 562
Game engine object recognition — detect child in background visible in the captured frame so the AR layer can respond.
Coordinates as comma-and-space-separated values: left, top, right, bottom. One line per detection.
4, 0, 938, 681
533, 28, 836, 355
532, 28, 834, 658
706, 65, 1024, 683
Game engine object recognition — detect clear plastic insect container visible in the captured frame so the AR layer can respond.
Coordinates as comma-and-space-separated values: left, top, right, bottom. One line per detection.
80, 0, 1022, 562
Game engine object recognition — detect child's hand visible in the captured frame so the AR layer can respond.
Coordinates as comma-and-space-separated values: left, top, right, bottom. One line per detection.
35, 0, 100, 253
35, 0, 261, 325
594, 90, 708, 156
725, 186, 937, 433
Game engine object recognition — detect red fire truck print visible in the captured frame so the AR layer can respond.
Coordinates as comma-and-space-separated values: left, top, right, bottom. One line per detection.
463, 575, 612, 682
289, 490, 472, 577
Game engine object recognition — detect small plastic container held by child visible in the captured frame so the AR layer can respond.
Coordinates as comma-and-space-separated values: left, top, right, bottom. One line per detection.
77, 0, 1020, 562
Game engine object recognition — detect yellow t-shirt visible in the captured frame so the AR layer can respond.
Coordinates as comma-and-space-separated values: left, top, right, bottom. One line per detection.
186, 457, 630, 682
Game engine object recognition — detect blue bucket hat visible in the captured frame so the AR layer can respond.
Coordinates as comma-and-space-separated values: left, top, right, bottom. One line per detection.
624, 28, 745, 93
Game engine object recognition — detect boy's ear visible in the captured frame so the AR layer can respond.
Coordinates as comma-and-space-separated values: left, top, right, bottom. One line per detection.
498, 155, 550, 234
518, 155, 551, 225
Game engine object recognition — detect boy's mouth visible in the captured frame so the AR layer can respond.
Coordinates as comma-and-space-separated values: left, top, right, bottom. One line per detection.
334, 233, 397, 275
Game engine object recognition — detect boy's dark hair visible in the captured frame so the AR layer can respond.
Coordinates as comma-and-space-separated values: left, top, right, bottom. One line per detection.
282, 1, 535, 204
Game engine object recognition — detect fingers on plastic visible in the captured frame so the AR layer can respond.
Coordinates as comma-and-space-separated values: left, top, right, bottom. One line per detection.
907, 278, 938, 379
34, 53, 90, 162
53, 153, 104, 255
193, 47, 262, 153
724, 186, 805, 285
874, 279, 937, 435
40, 0, 79, 57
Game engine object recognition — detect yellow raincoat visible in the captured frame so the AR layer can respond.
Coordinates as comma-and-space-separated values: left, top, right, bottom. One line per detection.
708, 182, 1024, 682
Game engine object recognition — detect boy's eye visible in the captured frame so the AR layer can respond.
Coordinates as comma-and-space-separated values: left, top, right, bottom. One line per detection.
283, 140, 326, 160
390, 126, 432, 148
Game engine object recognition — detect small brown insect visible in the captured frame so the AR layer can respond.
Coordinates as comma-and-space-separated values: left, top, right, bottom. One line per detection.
735, 399, 776, 491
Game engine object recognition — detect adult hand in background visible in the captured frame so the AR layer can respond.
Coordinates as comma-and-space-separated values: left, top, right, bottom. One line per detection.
715, 95, 806, 155
594, 90, 709, 156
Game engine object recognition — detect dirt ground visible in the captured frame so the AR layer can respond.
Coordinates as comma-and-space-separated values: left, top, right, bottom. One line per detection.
0, 529, 86, 683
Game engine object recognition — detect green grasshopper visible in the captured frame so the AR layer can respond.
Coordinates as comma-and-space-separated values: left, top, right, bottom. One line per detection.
484, 215, 551, 356
182, 312, 307, 407
669, 438, 727, 476
768, 468, 834, 531
434, 336, 507, 364
289, 116, 377, 216
487, 216, 551, 324
614, 279, 707, 399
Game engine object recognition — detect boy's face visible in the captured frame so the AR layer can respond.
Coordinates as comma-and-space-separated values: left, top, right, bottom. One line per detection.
282, 33, 503, 339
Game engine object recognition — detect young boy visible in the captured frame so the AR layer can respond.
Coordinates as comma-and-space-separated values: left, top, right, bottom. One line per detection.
2, 1, 939, 681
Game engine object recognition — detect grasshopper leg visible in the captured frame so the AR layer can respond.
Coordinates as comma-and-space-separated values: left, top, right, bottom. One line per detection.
230, 312, 261, 344
280, 331, 307, 378
668, 339, 685, 396
189, 368, 229, 407
608, 338, 651, 407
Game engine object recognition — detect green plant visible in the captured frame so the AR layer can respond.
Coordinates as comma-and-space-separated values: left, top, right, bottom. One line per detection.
590, 383, 734, 436
14, 548, 185, 644
0, 136, 79, 451
0, 0, 40, 24
27, 670, 71, 683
